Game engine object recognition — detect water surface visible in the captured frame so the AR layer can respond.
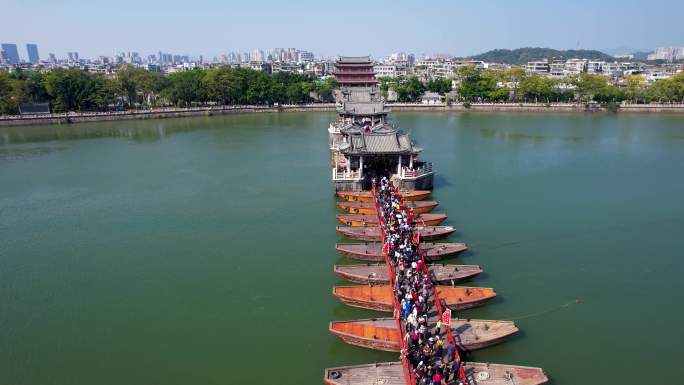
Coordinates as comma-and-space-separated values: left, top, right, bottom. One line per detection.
1, 112, 683, 385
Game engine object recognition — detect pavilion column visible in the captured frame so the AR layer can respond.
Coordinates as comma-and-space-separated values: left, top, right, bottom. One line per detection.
359, 156, 363, 178
409, 155, 414, 169
347, 157, 351, 173
397, 156, 402, 176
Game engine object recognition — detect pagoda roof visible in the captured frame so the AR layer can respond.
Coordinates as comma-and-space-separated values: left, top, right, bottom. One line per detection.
337, 56, 372, 64
339, 131, 413, 155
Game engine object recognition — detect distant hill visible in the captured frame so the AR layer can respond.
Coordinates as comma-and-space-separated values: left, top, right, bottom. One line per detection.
469, 47, 615, 64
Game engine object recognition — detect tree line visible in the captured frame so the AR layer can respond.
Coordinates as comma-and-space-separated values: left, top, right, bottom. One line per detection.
379, 67, 684, 104
0, 66, 338, 114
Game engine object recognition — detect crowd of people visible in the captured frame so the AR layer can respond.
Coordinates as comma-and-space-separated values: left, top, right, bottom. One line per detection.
374, 177, 467, 385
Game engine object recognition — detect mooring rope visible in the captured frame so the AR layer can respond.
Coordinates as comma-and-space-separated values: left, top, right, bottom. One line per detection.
500, 299, 581, 321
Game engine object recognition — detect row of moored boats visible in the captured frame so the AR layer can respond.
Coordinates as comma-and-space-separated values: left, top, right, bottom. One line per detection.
324, 189, 548, 385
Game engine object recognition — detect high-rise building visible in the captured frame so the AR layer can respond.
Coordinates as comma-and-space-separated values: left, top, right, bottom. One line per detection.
647, 47, 684, 61
67, 51, 79, 62
26, 43, 40, 64
48, 53, 57, 63
1, 43, 20, 64
252, 49, 265, 62
298, 51, 314, 63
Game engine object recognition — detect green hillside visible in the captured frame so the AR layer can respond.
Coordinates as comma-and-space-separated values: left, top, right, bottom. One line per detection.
469, 47, 615, 64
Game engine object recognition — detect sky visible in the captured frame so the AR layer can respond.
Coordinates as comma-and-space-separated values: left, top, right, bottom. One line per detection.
2, 0, 683, 60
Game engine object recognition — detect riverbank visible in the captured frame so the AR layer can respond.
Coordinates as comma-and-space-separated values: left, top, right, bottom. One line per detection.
2, 102, 684, 127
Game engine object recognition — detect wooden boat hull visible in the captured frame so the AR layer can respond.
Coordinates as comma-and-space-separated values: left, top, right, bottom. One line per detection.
451, 318, 519, 350
335, 242, 468, 261
337, 190, 432, 202
329, 318, 401, 352
333, 285, 495, 312
336, 213, 447, 227
329, 318, 517, 352
324, 361, 548, 385
334, 263, 482, 285
437, 285, 497, 310
337, 200, 439, 215
336, 226, 455, 241
332, 285, 395, 312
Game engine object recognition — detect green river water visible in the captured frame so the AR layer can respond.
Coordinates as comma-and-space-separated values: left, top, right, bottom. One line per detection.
1, 112, 683, 385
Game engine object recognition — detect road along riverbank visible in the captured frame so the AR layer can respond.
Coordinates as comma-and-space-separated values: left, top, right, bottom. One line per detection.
2, 102, 683, 127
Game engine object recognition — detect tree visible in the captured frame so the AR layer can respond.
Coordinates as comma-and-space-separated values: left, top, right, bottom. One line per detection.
426, 79, 452, 95
204, 67, 242, 105
455, 66, 498, 102
43, 69, 115, 112
163, 69, 207, 107
648, 78, 681, 103
133, 70, 168, 107
0, 71, 20, 114
116, 65, 143, 107
623, 75, 647, 103
394, 76, 426, 102
574, 73, 610, 103
314, 78, 338, 102
518, 74, 555, 102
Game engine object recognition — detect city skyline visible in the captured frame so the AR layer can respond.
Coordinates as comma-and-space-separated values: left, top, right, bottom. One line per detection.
2, 0, 683, 59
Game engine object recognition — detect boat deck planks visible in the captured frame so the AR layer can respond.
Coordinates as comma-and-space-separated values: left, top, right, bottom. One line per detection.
337, 190, 432, 202
335, 242, 468, 261
334, 263, 483, 284
333, 284, 496, 312
324, 362, 548, 385
329, 318, 518, 352
336, 213, 447, 227
336, 226, 456, 241
337, 200, 439, 215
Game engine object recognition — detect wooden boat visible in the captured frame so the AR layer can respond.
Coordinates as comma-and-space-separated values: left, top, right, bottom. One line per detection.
336, 213, 447, 227
337, 200, 439, 215
332, 285, 496, 312
329, 317, 518, 352
337, 190, 432, 203
335, 242, 468, 261
334, 263, 482, 285
324, 361, 548, 385
336, 226, 455, 241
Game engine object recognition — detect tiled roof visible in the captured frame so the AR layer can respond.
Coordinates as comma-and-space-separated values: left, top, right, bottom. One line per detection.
342, 132, 413, 155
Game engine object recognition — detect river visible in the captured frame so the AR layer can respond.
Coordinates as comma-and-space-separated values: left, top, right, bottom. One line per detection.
1, 112, 683, 385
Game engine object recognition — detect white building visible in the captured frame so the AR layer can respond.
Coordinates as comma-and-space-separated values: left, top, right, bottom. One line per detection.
421, 91, 443, 104
374, 64, 398, 78
526, 60, 550, 74
549, 60, 565, 77
564, 59, 587, 75
586, 61, 605, 74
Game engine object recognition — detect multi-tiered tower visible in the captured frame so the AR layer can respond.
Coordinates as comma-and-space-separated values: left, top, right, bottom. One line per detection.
328, 56, 433, 192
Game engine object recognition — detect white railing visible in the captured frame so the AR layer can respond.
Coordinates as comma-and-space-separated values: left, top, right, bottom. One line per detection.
332, 168, 361, 181
397, 163, 433, 179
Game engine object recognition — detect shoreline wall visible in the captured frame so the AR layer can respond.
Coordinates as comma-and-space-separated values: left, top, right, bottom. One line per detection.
2, 103, 683, 127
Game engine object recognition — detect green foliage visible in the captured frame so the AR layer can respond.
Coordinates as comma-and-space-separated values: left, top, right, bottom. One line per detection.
380, 76, 426, 102
470, 47, 615, 65
647, 74, 684, 102
163, 69, 208, 107
314, 78, 338, 102
518, 74, 556, 102
455, 66, 498, 102
426, 79, 452, 95
43, 68, 116, 112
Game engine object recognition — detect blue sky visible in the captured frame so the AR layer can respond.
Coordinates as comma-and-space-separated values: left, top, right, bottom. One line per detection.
2, 0, 683, 59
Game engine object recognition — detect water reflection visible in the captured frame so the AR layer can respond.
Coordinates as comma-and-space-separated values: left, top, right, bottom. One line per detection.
0, 118, 212, 145
0, 146, 67, 161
